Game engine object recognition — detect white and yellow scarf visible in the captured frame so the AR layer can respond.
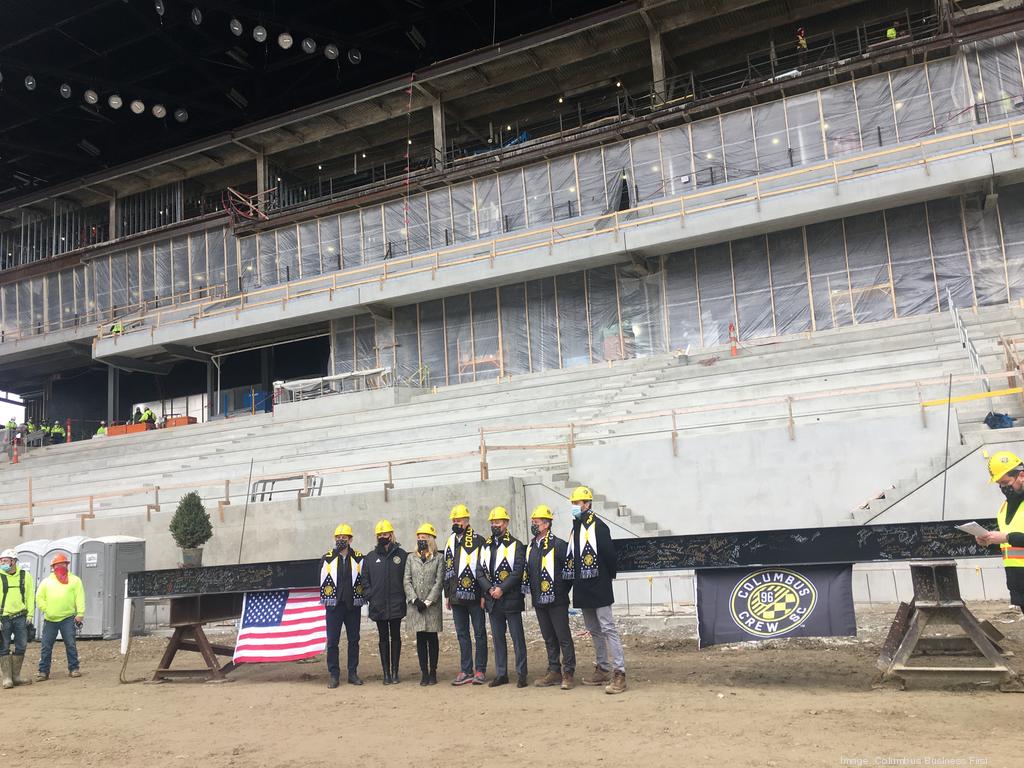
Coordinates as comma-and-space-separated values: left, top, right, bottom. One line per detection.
319, 549, 365, 607
445, 527, 482, 601
523, 532, 557, 603
564, 513, 599, 580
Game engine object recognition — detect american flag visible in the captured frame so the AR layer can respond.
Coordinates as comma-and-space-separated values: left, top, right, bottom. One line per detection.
232, 588, 326, 664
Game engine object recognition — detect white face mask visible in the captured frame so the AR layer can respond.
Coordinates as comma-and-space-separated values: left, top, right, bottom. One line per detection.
572, 506, 586, 520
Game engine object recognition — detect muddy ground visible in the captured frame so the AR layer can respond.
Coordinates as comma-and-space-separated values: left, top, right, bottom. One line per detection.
2, 604, 1019, 767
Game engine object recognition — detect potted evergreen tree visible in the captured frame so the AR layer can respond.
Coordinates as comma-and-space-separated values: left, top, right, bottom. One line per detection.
169, 491, 213, 567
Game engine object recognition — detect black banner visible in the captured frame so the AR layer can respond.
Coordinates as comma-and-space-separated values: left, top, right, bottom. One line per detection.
696, 564, 856, 648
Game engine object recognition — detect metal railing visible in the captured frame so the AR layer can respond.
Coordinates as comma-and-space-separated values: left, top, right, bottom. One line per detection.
272, 368, 394, 404
78, 116, 1024, 348
948, 287, 989, 391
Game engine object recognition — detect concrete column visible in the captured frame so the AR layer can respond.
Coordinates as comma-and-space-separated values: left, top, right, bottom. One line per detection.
206, 361, 216, 419
432, 98, 447, 170
650, 29, 666, 102
107, 365, 119, 424
108, 196, 117, 240
256, 147, 266, 209
260, 348, 273, 407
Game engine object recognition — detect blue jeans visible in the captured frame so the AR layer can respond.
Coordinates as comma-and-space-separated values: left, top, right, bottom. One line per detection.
0, 613, 28, 656
451, 603, 487, 675
39, 617, 79, 674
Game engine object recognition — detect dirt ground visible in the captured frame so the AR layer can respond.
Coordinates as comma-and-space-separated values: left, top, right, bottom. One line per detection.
3, 604, 1021, 768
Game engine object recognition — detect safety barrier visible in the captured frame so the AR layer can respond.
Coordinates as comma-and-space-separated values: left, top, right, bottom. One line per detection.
70, 115, 1024, 350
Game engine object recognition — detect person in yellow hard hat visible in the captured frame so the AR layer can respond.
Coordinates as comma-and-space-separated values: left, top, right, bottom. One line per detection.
319, 523, 366, 688
975, 451, 1024, 611
477, 506, 528, 687
362, 520, 408, 684
404, 522, 445, 685
442, 503, 488, 685
0, 549, 34, 688
525, 505, 576, 689
567, 486, 626, 694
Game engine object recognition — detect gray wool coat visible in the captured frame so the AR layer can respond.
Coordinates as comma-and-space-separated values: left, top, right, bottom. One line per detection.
403, 552, 445, 634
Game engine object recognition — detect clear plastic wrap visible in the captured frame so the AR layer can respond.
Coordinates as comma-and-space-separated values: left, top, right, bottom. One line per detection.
885, 204, 939, 317
299, 220, 321, 278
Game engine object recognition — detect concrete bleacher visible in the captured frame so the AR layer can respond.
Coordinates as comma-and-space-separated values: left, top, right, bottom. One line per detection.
3, 303, 1024, 537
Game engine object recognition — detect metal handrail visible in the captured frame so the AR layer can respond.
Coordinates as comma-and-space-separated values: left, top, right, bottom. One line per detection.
75, 115, 1024, 347
947, 287, 989, 391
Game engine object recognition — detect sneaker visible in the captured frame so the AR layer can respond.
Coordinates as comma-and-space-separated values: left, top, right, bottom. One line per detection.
472, 670, 486, 685
452, 672, 473, 686
69, 670, 81, 679
605, 670, 627, 695
582, 665, 611, 686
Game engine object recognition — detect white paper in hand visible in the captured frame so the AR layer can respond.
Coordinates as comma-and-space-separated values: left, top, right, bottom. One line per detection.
955, 521, 991, 537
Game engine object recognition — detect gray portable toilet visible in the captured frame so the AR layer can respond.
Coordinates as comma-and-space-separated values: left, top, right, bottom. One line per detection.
78, 536, 146, 639
14, 539, 50, 630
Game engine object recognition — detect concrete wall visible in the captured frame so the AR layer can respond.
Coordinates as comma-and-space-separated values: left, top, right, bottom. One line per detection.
565, 409, 959, 534
0, 477, 528, 570
273, 386, 416, 420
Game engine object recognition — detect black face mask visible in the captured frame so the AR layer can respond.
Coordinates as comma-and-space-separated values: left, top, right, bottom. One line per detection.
376, 537, 391, 550
417, 540, 429, 552
490, 526, 504, 539
530, 523, 541, 537
452, 523, 464, 534
335, 539, 348, 550
1002, 484, 1024, 500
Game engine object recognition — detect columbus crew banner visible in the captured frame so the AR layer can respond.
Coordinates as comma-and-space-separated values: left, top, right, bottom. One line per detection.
696, 564, 856, 648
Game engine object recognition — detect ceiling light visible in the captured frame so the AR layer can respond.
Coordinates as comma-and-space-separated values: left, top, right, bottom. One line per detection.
151, 103, 167, 118
361, 152, 367, 158
324, 44, 339, 61
616, 80, 622, 87
154, 0, 165, 16
174, 108, 189, 123
24, 75, 36, 91
253, 25, 267, 43
557, 96, 564, 103
59, 83, 72, 99
278, 32, 294, 50
229, 18, 243, 37
130, 100, 146, 115
301, 38, 317, 54
108, 94, 123, 109
83, 89, 99, 105
506, 124, 511, 130
0, 69, 3, 85
190, 7, 203, 25
317, 164, 323, 170
347, 48, 362, 64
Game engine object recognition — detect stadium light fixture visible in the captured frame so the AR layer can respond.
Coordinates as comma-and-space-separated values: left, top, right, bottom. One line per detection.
229, 18, 243, 37
83, 89, 99, 105
302, 38, 317, 54
108, 94, 123, 109
24, 75, 36, 91
253, 25, 268, 43
347, 48, 362, 64
278, 32, 294, 50
174, 108, 189, 123
152, 103, 167, 118
130, 100, 146, 115
190, 7, 203, 25
59, 83, 72, 99
324, 44, 339, 61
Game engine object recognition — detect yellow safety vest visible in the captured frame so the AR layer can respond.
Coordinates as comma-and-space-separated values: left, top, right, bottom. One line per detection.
997, 501, 1024, 567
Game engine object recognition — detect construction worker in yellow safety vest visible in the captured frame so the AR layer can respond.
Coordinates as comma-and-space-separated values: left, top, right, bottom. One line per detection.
96, 421, 107, 436
0, 549, 35, 688
976, 451, 1024, 612
35, 553, 85, 681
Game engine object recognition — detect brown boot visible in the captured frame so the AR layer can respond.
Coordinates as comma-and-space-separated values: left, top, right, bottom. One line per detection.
605, 670, 627, 695
560, 672, 575, 690
534, 670, 561, 687
581, 664, 611, 686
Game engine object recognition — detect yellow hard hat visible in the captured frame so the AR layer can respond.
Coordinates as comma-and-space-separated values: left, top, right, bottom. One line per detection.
570, 486, 593, 502
531, 505, 554, 520
488, 506, 511, 521
987, 450, 1024, 483
416, 522, 438, 537
449, 503, 470, 520
333, 523, 353, 537
374, 519, 395, 536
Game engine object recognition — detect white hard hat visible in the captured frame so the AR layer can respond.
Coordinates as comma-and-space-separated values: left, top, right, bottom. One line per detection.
0, 549, 17, 560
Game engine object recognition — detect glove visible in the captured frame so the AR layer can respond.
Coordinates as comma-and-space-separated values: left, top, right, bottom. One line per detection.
414, 598, 427, 612
26, 623, 35, 643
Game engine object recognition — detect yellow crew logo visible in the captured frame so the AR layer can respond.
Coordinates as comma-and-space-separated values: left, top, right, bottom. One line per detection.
498, 570, 510, 581
540, 580, 551, 592
461, 576, 473, 588
323, 584, 334, 596
582, 553, 595, 566
354, 584, 363, 594
728, 568, 817, 638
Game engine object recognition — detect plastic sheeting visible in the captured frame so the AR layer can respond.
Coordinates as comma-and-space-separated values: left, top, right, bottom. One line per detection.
299, 220, 321, 278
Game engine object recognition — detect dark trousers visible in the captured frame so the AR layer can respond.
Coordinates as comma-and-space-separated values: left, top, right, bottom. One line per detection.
376, 618, 402, 672
415, 631, 439, 672
325, 602, 361, 678
0, 613, 28, 657
451, 602, 488, 675
535, 603, 576, 674
488, 610, 527, 678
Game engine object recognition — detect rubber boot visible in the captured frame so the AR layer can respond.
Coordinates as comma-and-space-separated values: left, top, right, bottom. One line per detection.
381, 657, 392, 685
391, 644, 401, 684
11, 655, 31, 686
0, 656, 13, 690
